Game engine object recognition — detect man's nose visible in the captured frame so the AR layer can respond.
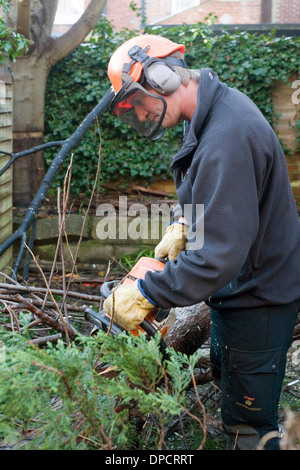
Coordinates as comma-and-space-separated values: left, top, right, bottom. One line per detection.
134, 106, 148, 122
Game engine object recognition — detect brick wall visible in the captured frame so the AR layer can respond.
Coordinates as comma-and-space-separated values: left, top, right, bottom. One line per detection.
150, 0, 300, 26
0, 68, 13, 275
272, 0, 300, 23
156, 0, 262, 25
106, 0, 142, 31
52, 1, 300, 35
142, 0, 172, 25
104, 0, 300, 28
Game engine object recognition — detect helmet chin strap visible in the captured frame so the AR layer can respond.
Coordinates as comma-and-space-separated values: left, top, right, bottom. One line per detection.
150, 127, 166, 141
114, 44, 188, 140
125, 45, 185, 140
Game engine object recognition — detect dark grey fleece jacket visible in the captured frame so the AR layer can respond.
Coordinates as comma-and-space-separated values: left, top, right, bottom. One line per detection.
142, 69, 300, 310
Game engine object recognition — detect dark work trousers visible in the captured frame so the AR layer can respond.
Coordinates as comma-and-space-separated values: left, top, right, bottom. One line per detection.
210, 299, 299, 450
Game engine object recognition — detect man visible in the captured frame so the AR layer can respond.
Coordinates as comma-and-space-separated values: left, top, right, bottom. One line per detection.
104, 34, 300, 450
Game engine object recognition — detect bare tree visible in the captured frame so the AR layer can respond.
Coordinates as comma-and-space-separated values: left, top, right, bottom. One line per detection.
4, 0, 107, 206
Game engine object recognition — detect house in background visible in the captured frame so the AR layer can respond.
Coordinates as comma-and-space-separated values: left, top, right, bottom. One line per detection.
51, 0, 300, 36
50, 0, 300, 209
144, 0, 300, 27
52, 0, 91, 35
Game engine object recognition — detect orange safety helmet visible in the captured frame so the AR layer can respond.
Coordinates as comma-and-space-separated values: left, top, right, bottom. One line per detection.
107, 35, 186, 140
108, 34, 186, 94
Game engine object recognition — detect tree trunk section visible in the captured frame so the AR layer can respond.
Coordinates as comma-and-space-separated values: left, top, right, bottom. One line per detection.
11, 54, 48, 206
3, 1, 108, 207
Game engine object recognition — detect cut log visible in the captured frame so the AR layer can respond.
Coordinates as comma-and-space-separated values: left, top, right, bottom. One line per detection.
165, 302, 211, 355
166, 308, 300, 354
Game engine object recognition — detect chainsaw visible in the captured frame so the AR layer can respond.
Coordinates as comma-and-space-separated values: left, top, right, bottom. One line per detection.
84, 257, 171, 351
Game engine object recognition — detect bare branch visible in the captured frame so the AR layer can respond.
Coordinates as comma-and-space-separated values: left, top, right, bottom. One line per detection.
0, 141, 65, 177
30, 0, 59, 48
47, 0, 107, 67
0, 281, 102, 303
14, 294, 76, 339
16, 0, 31, 38
0, 87, 114, 277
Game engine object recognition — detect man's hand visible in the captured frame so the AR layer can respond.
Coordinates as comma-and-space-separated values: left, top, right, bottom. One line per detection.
155, 222, 188, 260
103, 280, 156, 331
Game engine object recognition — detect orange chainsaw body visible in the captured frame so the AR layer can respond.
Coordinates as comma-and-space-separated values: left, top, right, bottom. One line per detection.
85, 257, 170, 344
122, 257, 168, 338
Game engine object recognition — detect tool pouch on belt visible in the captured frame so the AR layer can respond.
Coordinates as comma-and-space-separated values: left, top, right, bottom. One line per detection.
222, 347, 282, 427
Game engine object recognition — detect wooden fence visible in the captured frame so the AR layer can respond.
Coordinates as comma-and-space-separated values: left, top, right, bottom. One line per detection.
0, 68, 13, 275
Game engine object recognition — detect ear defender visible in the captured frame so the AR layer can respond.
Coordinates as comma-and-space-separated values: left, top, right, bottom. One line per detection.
126, 45, 184, 95
146, 62, 181, 95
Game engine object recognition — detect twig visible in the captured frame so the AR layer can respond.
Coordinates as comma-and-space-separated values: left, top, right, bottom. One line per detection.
0, 141, 65, 177
19, 318, 41, 332
63, 119, 103, 308
14, 294, 76, 339
11, 296, 88, 313
24, 243, 71, 344
31, 361, 75, 399
2, 301, 20, 332
29, 334, 62, 346
184, 370, 207, 450
42, 155, 74, 311
0, 271, 20, 285
0, 88, 114, 278
0, 282, 102, 302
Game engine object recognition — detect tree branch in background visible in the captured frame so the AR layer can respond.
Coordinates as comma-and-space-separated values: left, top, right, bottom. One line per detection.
0, 87, 114, 278
48, 0, 107, 66
16, 0, 31, 38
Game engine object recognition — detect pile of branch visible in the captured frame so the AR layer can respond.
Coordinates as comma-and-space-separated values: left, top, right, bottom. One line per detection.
0, 139, 107, 344
0, 272, 102, 344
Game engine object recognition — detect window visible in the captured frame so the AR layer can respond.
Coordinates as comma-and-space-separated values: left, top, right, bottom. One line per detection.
54, 0, 85, 25
172, 0, 200, 15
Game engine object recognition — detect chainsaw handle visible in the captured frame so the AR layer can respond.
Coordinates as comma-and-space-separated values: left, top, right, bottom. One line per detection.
84, 308, 125, 336
100, 280, 120, 299
140, 319, 167, 351
140, 319, 157, 337
155, 256, 168, 264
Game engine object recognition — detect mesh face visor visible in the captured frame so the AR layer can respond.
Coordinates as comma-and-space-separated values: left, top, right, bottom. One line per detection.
109, 82, 167, 140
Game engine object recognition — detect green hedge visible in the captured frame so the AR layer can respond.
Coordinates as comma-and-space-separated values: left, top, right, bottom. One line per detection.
44, 18, 300, 196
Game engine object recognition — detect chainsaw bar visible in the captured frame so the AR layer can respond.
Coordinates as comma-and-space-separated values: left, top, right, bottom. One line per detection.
84, 307, 168, 352
84, 308, 125, 337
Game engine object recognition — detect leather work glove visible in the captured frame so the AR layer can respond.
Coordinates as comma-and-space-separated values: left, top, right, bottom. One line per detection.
155, 222, 188, 260
103, 280, 156, 331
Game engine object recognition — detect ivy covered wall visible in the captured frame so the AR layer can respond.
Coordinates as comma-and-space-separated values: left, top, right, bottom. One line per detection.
44, 19, 300, 204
